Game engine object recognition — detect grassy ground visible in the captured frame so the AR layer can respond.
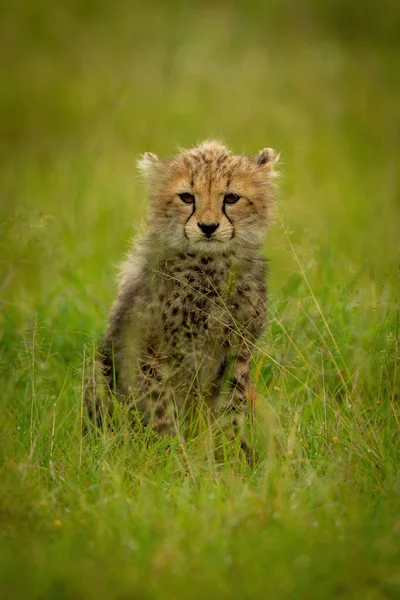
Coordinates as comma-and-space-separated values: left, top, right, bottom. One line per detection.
1, 1, 399, 598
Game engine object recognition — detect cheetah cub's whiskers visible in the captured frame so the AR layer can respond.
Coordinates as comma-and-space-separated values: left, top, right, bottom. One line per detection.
86, 140, 278, 445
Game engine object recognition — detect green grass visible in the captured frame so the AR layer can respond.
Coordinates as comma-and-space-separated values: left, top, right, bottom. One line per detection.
1, 1, 399, 598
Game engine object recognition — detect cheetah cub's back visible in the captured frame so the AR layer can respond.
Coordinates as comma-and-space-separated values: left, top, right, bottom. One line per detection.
86, 140, 278, 440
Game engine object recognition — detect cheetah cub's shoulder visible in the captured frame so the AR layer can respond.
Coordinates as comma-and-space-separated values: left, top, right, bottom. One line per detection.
86, 140, 278, 440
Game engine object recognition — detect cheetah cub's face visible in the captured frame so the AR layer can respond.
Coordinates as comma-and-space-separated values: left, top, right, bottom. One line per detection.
138, 140, 278, 255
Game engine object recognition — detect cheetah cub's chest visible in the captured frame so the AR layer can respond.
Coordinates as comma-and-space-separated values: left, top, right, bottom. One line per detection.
155, 255, 237, 360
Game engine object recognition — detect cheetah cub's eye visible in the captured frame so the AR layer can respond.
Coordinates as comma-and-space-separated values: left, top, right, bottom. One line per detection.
178, 193, 195, 204
224, 193, 241, 205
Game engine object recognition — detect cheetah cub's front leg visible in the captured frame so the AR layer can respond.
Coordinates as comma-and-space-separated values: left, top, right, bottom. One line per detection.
227, 350, 257, 451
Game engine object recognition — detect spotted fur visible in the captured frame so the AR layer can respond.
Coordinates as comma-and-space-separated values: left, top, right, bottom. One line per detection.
86, 140, 278, 439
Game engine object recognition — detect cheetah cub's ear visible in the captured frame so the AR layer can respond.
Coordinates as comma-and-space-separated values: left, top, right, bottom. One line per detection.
137, 152, 166, 187
254, 147, 278, 167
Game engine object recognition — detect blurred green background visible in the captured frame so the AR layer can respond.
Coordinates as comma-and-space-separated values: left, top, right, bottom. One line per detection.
1, 2, 400, 599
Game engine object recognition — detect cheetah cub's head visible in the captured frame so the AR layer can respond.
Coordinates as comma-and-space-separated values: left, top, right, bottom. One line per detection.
138, 140, 278, 255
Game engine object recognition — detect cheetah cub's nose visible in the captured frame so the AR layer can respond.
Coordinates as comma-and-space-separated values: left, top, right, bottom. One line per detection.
198, 222, 220, 237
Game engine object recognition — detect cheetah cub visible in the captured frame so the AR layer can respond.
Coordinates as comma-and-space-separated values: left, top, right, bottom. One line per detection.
86, 140, 278, 441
